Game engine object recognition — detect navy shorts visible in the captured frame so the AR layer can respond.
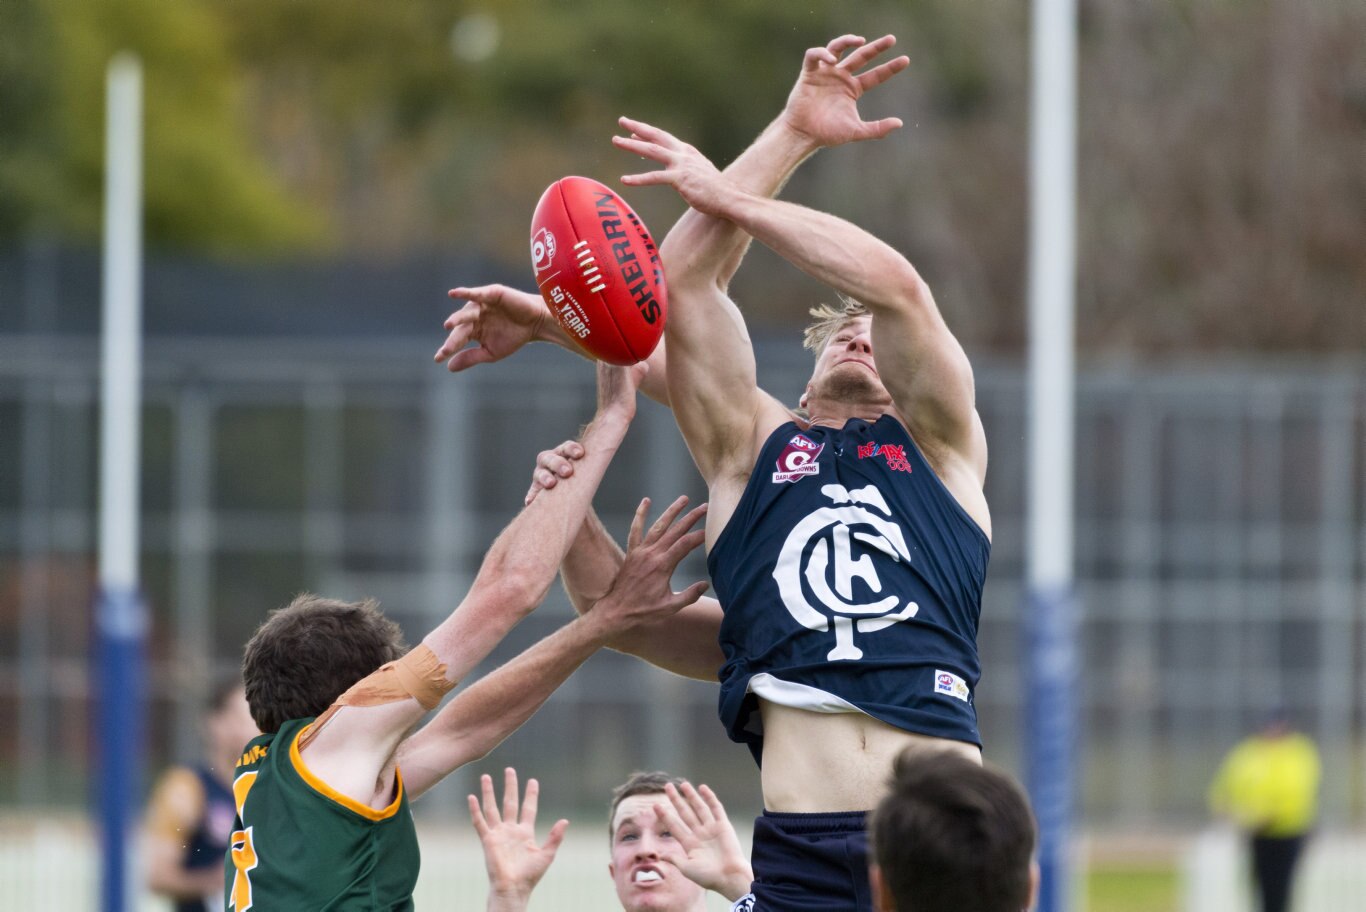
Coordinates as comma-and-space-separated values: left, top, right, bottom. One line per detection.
748, 810, 871, 911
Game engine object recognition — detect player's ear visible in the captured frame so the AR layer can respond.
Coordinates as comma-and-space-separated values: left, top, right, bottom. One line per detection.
1027, 860, 1040, 909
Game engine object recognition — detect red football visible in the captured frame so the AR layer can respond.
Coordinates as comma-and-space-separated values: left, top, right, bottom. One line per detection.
529, 176, 668, 365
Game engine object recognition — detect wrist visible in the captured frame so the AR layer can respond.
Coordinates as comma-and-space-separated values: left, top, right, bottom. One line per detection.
535, 310, 570, 347
574, 604, 620, 645
770, 116, 822, 158
720, 863, 755, 902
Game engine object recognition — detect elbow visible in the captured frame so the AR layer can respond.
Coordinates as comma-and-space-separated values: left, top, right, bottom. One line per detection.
662, 246, 727, 296
473, 566, 550, 619
889, 265, 932, 315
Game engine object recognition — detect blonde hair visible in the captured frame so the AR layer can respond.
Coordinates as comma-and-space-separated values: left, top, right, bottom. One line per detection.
802, 295, 869, 353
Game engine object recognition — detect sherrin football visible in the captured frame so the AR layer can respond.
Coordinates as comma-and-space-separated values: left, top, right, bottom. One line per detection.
529, 176, 668, 365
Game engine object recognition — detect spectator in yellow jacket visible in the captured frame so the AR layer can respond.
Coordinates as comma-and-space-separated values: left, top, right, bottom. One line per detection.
1208, 711, 1320, 912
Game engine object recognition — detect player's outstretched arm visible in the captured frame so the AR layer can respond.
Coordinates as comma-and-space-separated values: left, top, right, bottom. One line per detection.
651, 781, 754, 902
300, 363, 648, 806
526, 440, 723, 681
395, 494, 709, 797
435, 284, 675, 406
629, 36, 909, 491
655, 34, 908, 291
468, 769, 568, 912
622, 119, 984, 484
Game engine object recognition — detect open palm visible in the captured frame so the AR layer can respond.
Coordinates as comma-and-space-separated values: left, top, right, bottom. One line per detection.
783, 34, 910, 146
436, 284, 554, 372
469, 768, 568, 900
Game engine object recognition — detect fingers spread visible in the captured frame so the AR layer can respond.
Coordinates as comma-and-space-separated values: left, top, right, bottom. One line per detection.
620, 170, 677, 188
646, 495, 693, 544
679, 781, 714, 827
698, 784, 727, 822
668, 782, 704, 830
674, 579, 711, 609
842, 34, 895, 71
826, 34, 865, 57
653, 800, 692, 846
617, 116, 677, 147
447, 345, 497, 373
468, 794, 490, 836
862, 117, 905, 141
613, 134, 669, 163
803, 46, 838, 70
480, 773, 500, 822
520, 776, 540, 827
858, 56, 910, 91
443, 305, 479, 331
543, 818, 569, 853
663, 528, 707, 571
627, 497, 652, 550
502, 767, 520, 821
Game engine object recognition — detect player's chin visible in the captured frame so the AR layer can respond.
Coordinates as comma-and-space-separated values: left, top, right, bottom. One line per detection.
816, 368, 886, 402
624, 890, 682, 912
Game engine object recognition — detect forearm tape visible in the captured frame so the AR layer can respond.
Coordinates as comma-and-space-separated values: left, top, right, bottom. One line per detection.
336, 644, 455, 711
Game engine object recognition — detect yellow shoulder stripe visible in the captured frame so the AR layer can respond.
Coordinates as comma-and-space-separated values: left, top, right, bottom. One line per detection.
288, 723, 404, 822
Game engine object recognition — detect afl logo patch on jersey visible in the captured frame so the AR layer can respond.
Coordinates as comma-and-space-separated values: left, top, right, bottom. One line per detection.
935, 669, 971, 702
772, 434, 824, 483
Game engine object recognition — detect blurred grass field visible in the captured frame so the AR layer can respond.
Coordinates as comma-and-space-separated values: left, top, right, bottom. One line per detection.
1087, 864, 1178, 912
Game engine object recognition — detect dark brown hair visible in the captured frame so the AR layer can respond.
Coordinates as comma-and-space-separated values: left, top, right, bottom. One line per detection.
870, 748, 1036, 912
241, 593, 406, 733
607, 771, 688, 842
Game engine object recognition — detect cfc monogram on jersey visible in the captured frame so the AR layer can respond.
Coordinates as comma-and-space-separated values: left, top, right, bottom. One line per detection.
709, 416, 991, 764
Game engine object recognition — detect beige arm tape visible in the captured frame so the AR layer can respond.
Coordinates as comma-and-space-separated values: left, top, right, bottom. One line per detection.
296, 646, 456, 752
336, 644, 455, 710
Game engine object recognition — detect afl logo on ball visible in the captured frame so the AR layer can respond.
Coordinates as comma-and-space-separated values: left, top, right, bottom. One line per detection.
531, 228, 557, 273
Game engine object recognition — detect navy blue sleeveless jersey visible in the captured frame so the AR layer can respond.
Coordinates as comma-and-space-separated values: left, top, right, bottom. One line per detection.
170, 766, 237, 912
708, 415, 990, 764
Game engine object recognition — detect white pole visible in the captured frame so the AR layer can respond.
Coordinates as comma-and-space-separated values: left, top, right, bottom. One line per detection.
100, 54, 143, 594
1026, 0, 1078, 910
98, 52, 146, 912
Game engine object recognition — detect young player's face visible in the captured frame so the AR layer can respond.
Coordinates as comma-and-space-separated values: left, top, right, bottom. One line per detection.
608, 794, 706, 912
805, 316, 891, 410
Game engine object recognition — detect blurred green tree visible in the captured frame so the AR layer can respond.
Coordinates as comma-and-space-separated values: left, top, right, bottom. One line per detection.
0, 0, 321, 253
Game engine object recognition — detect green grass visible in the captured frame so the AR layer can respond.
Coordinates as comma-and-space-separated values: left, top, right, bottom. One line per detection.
1087, 864, 1180, 912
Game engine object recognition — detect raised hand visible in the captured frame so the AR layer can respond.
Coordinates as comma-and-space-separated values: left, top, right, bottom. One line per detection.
590, 496, 709, 630
651, 781, 754, 902
468, 768, 568, 909
781, 34, 909, 147
435, 284, 562, 372
615, 117, 733, 218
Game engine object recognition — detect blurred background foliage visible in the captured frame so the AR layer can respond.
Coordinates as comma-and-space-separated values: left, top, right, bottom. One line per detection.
1, 0, 1363, 350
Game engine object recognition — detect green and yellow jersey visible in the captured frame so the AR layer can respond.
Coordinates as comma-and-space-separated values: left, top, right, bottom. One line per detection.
223, 717, 420, 911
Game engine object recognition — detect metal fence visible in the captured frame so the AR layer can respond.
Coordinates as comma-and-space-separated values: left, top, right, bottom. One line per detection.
0, 332, 1362, 829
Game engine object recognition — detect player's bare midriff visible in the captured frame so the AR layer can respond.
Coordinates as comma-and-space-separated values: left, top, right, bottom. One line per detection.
758, 701, 982, 812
